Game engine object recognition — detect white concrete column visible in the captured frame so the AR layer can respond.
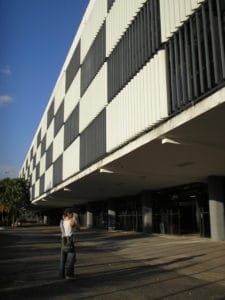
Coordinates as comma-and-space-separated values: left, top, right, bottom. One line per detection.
108, 199, 116, 231
208, 177, 225, 241
86, 204, 93, 228
142, 192, 153, 234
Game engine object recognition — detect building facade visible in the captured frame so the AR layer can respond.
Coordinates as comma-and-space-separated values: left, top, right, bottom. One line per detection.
20, 0, 225, 240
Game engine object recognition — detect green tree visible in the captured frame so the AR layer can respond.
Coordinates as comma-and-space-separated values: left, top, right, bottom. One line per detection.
0, 177, 30, 226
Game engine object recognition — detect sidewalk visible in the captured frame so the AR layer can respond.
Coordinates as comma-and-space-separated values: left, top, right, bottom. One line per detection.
0, 226, 225, 299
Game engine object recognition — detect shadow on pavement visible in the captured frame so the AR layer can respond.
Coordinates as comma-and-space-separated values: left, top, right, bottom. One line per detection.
1, 227, 225, 300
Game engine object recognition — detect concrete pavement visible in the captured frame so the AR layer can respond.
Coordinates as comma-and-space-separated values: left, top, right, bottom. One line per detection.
0, 226, 225, 299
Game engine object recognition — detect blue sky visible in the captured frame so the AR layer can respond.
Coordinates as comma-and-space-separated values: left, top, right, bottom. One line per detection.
0, 0, 89, 179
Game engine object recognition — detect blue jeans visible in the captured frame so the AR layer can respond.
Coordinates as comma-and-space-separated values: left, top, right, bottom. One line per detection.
59, 240, 76, 278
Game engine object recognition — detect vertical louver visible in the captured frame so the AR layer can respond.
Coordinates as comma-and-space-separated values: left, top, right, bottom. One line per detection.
66, 41, 80, 92
47, 100, 54, 128
46, 143, 53, 170
108, 0, 161, 102
166, 0, 225, 114
81, 22, 106, 96
80, 109, 106, 170
64, 104, 79, 150
54, 100, 64, 137
53, 155, 63, 187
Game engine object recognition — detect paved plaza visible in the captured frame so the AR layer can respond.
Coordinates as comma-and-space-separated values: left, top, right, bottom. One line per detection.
0, 226, 225, 299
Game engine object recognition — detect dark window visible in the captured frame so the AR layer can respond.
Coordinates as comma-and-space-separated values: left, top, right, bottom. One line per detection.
81, 22, 106, 96
64, 104, 79, 150
54, 101, 64, 137
46, 143, 53, 170
66, 41, 80, 92
47, 100, 54, 128
108, 0, 161, 102
36, 163, 40, 181
37, 129, 41, 147
80, 109, 106, 170
41, 134, 46, 157
108, 0, 115, 12
53, 155, 63, 186
39, 174, 45, 195
26, 159, 28, 168
166, 0, 225, 114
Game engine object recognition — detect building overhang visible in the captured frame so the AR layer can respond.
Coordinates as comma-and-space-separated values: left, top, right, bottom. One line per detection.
33, 88, 225, 207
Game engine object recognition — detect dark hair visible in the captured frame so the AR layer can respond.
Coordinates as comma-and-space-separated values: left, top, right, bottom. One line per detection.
64, 208, 73, 215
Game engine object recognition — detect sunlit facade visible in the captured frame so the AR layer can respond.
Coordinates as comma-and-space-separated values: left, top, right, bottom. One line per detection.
20, 0, 225, 240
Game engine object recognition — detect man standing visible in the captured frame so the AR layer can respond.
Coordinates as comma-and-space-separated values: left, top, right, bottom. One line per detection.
59, 207, 80, 279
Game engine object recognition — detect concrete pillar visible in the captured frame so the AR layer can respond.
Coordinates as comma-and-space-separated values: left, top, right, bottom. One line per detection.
86, 204, 93, 228
142, 192, 153, 234
43, 216, 48, 225
108, 199, 116, 231
208, 176, 225, 241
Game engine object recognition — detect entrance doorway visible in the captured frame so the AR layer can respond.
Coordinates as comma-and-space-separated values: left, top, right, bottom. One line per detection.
153, 183, 210, 236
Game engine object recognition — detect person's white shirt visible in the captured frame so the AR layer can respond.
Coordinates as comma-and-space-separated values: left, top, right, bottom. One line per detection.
60, 219, 73, 237
60, 212, 79, 237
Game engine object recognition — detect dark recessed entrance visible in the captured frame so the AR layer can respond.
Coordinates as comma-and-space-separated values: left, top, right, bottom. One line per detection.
153, 183, 210, 237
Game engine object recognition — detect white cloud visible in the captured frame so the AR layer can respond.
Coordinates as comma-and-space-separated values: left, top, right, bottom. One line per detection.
0, 65, 11, 75
0, 166, 19, 179
0, 95, 13, 107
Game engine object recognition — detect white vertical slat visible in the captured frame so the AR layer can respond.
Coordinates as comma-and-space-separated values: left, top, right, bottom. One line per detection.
133, 71, 138, 137
145, 62, 151, 128
173, 0, 181, 29
165, 0, 171, 41
185, 0, 192, 16
159, 0, 167, 43
54, 72, 65, 113
158, 50, 168, 119
139, 67, 145, 132
29, 160, 32, 173
127, 81, 132, 142
132, 77, 137, 136
106, 0, 147, 57
156, 53, 161, 122
191, 0, 199, 10
148, 57, 153, 127
40, 153, 46, 177
155, 54, 160, 123
124, 88, 128, 142
45, 165, 53, 192
41, 114, 47, 137
150, 56, 155, 125
179, 0, 188, 23
31, 169, 35, 185
64, 70, 80, 122
106, 50, 169, 153
63, 137, 80, 180
160, 0, 203, 41
169, 0, 176, 33
152, 53, 158, 123
81, 0, 107, 63
137, 69, 142, 134
46, 121, 54, 150
79, 63, 107, 133
35, 180, 40, 198
36, 144, 41, 164
142, 65, 148, 130
53, 127, 64, 163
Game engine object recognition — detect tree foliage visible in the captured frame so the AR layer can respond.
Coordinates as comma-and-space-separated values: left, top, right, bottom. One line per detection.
0, 177, 30, 226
